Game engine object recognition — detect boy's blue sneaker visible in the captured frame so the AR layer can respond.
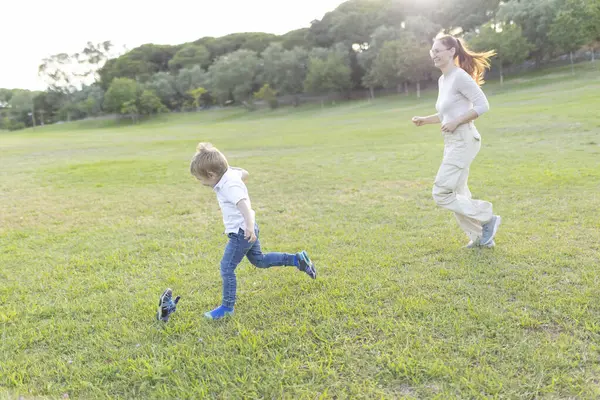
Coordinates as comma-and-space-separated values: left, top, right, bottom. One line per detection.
204, 305, 234, 320
157, 288, 180, 322
297, 250, 317, 279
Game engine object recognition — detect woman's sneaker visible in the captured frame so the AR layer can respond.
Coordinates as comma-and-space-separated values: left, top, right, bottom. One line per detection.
481, 215, 501, 246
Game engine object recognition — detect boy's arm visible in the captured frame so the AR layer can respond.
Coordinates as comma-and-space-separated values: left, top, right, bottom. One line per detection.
236, 198, 256, 242
230, 166, 249, 182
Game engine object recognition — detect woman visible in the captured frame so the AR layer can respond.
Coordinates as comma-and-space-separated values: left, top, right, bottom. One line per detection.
412, 35, 501, 248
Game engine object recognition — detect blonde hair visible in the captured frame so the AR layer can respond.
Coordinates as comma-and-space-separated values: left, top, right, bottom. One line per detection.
437, 35, 496, 86
190, 142, 229, 179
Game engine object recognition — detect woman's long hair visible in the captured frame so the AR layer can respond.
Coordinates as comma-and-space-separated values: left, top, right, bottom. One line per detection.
437, 34, 496, 86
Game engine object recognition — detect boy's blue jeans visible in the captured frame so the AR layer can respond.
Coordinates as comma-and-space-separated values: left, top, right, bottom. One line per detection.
220, 224, 296, 308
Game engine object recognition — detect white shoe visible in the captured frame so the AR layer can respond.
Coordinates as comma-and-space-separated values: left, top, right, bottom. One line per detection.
465, 239, 495, 249
465, 240, 479, 248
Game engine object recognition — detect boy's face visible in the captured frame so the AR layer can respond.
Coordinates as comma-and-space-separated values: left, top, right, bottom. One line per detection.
197, 172, 220, 187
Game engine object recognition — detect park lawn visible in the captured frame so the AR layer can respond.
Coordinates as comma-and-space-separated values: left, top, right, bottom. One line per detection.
1, 63, 600, 399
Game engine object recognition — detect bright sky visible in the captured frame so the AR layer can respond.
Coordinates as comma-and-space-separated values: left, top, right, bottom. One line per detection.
1, 0, 346, 91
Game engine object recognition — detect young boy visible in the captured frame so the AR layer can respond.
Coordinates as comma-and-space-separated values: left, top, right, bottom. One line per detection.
190, 142, 317, 320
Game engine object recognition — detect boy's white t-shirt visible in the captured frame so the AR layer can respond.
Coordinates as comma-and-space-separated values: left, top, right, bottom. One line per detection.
213, 168, 254, 234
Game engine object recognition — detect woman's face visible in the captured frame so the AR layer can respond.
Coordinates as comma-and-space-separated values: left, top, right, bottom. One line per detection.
430, 40, 455, 69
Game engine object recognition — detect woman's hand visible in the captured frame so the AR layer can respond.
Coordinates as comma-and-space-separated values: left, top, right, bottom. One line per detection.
412, 116, 426, 126
441, 120, 459, 133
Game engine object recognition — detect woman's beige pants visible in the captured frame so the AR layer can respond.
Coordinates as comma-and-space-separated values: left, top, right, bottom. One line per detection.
432, 123, 493, 242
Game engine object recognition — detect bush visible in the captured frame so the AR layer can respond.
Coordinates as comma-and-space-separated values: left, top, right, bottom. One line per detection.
8, 121, 26, 131
253, 84, 278, 109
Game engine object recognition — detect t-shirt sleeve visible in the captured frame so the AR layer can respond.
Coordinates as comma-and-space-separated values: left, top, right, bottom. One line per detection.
231, 168, 243, 179
457, 72, 490, 116
223, 182, 248, 205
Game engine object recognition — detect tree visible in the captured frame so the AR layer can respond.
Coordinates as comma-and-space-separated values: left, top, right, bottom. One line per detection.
103, 78, 139, 114
587, 0, 600, 63
498, 0, 562, 67
240, 33, 280, 53
307, 16, 335, 49
121, 100, 139, 123
0, 90, 26, 130
38, 53, 77, 93
280, 28, 312, 50
208, 49, 261, 104
309, 47, 334, 61
37, 55, 81, 123
431, 0, 502, 33
469, 22, 533, 84
329, 9, 382, 48
403, 16, 443, 44
32, 93, 49, 125
370, 40, 408, 93
59, 84, 106, 120
9, 89, 36, 127
196, 33, 278, 61
175, 66, 209, 96
58, 102, 85, 123
260, 44, 309, 105
168, 44, 211, 71
306, 1, 398, 89
307, 0, 404, 49
402, 40, 436, 98
175, 66, 210, 109
548, 0, 593, 74
78, 85, 105, 117
76, 41, 114, 82
138, 90, 168, 115
37, 42, 112, 123
260, 43, 286, 82
367, 33, 435, 98
98, 44, 180, 88
0, 89, 13, 107
39, 41, 113, 92
33, 90, 67, 125
146, 72, 179, 109
357, 26, 403, 98
187, 87, 208, 110
303, 53, 352, 94
9, 90, 36, 128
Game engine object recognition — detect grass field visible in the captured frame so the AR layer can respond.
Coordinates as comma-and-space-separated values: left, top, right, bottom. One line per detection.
2, 63, 600, 399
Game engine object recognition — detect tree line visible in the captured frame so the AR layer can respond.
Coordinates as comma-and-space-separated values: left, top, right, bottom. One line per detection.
1, 0, 598, 131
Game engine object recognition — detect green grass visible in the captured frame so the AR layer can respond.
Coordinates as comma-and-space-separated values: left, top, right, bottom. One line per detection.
2, 63, 600, 399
